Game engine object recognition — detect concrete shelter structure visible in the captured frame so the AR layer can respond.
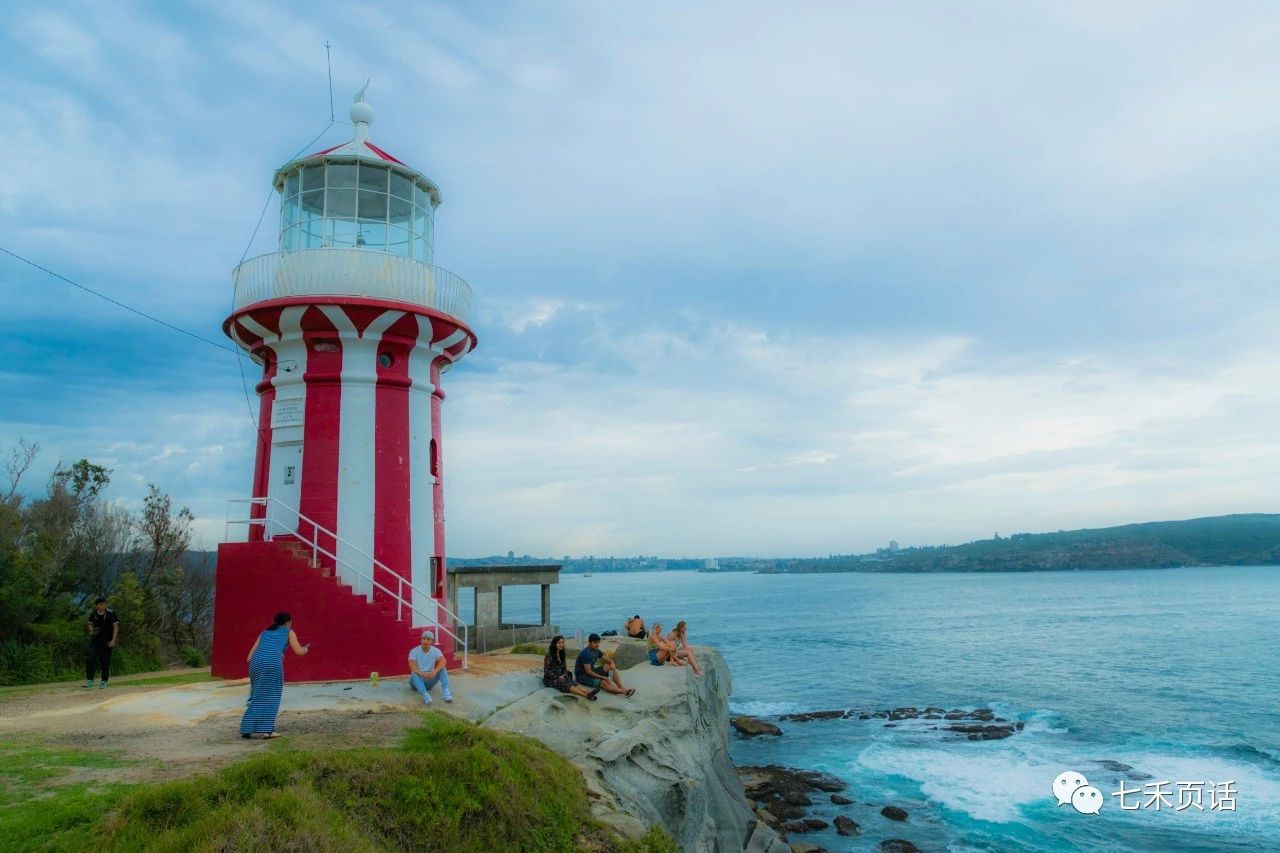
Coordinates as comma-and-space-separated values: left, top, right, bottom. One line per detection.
448, 564, 562, 652
211, 89, 475, 681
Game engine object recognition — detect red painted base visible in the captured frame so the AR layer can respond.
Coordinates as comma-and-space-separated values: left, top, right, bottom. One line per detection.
211, 540, 459, 682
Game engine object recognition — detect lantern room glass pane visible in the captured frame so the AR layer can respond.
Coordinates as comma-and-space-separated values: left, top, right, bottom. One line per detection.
388, 193, 413, 226
386, 226, 411, 257
300, 189, 324, 218
281, 195, 299, 228
281, 224, 297, 251
283, 172, 299, 198
359, 165, 388, 192
356, 221, 386, 250
327, 218, 357, 248
301, 216, 325, 249
326, 188, 356, 219
412, 205, 428, 239
300, 164, 324, 193
327, 164, 357, 189
390, 173, 414, 201
357, 190, 387, 220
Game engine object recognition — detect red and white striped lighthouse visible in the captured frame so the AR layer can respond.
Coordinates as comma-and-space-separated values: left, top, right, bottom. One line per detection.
211, 90, 475, 681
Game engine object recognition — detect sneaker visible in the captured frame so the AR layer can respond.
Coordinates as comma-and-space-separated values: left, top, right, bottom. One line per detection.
84, 680, 93, 689
98, 681, 108, 689
422, 694, 432, 705
443, 691, 453, 703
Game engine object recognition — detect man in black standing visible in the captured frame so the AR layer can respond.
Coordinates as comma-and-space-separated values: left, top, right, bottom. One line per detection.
85, 597, 119, 689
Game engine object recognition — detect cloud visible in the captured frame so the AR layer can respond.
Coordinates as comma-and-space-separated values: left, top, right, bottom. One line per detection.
3, 1, 1280, 557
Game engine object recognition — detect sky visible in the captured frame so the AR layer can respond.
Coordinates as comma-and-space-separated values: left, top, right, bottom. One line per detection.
1, 1, 1278, 557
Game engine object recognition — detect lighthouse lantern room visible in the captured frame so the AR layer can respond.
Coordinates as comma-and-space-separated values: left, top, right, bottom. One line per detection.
210, 90, 476, 681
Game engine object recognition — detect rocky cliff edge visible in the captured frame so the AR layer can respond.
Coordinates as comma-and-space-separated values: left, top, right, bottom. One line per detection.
481, 639, 787, 853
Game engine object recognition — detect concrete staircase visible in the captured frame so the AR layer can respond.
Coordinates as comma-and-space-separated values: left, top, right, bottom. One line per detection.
210, 539, 459, 683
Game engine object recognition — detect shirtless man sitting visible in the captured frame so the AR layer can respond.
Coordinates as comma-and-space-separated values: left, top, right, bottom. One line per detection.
624, 614, 647, 639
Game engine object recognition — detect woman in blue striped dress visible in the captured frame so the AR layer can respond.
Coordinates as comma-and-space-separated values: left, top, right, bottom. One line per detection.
240, 611, 310, 739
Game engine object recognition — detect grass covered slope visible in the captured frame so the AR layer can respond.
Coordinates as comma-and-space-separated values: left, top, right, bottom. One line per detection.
2, 715, 675, 853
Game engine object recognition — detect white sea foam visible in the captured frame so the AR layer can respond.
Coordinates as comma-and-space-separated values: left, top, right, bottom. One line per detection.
854, 741, 1051, 823
728, 699, 805, 718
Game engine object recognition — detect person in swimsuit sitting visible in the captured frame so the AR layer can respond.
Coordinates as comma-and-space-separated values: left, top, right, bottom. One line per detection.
669, 620, 704, 676
647, 623, 681, 666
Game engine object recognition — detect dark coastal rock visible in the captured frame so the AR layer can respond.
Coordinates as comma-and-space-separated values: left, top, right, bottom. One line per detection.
965, 708, 996, 721
947, 723, 1015, 740
880, 805, 909, 821
789, 844, 828, 853
924, 707, 945, 715
879, 840, 920, 853
733, 716, 782, 737
888, 707, 919, 720
780, 709, 845, 723
923, 713, 942, 720
943, 710, 966, 720
833, 815, 860, 836
802, 818, 829, 830
802, 771, 849, 793
1093, 759, 1152, 780
883, 723, 898, 727
830, 794, 853, 805
1014, 721, 1025, 731
737, 764, 849, 829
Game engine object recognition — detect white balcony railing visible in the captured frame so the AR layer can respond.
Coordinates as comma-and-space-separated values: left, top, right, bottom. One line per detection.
232, 249, 472, 323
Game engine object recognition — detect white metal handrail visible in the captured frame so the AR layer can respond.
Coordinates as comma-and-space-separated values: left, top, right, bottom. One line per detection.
226, 496, 468, 670
231, 249, 472, 322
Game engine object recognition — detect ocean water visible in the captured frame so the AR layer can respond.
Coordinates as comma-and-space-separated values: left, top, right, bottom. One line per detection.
495, 565, 1280, 852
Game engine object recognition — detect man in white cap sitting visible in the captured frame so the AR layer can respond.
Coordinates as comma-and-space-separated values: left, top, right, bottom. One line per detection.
407, 630, 452, 704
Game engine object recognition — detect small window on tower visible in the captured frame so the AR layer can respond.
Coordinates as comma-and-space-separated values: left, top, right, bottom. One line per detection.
378, 352, 395, 368
430, 439, 439, 477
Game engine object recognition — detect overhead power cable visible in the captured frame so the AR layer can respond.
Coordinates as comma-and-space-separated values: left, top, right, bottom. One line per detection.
0, 245, 245, 358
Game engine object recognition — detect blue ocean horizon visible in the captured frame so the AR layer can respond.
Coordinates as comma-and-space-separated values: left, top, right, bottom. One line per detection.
497, 565, 1280, 851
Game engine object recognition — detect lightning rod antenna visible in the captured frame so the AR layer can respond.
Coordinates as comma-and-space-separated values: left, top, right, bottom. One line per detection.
325, 41, 335, 122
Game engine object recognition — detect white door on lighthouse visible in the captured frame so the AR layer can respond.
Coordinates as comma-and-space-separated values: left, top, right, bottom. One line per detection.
268, 441, 303, 535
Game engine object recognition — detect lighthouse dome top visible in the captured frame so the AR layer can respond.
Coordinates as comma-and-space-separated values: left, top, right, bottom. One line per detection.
272, 88, 442, 209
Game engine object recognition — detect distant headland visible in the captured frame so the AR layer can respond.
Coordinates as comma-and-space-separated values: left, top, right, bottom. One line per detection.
452, 513, 1280, 575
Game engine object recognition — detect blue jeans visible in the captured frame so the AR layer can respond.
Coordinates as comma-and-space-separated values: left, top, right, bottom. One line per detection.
410, 670, 450, 699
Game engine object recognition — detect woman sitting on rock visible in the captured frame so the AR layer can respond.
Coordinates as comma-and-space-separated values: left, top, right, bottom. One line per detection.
669, 621, 704, 676
544, 635, 598, 699
647, 623, 682, 666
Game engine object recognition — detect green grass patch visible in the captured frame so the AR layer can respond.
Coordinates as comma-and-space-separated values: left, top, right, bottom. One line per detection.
0, 670, 215, 703
108, 672, 216, 688
509, 642, 547, 655
91, 714, 670, 852
0, 717, 676, 852
0, 741, 131, 805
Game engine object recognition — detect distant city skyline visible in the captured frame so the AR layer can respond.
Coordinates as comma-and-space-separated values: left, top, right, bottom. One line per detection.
3, 2, 1279, 557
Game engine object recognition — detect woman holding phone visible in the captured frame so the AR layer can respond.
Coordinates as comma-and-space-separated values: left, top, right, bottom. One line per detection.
240, 611, 310, 739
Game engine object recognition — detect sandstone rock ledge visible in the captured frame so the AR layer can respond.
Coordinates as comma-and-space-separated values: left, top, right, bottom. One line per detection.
480, 641, 787, 853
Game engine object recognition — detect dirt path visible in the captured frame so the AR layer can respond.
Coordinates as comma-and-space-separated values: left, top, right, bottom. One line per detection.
0, 657, 542, 789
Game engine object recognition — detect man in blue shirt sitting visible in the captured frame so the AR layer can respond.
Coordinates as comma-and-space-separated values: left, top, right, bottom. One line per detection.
574, 633, 634, 697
